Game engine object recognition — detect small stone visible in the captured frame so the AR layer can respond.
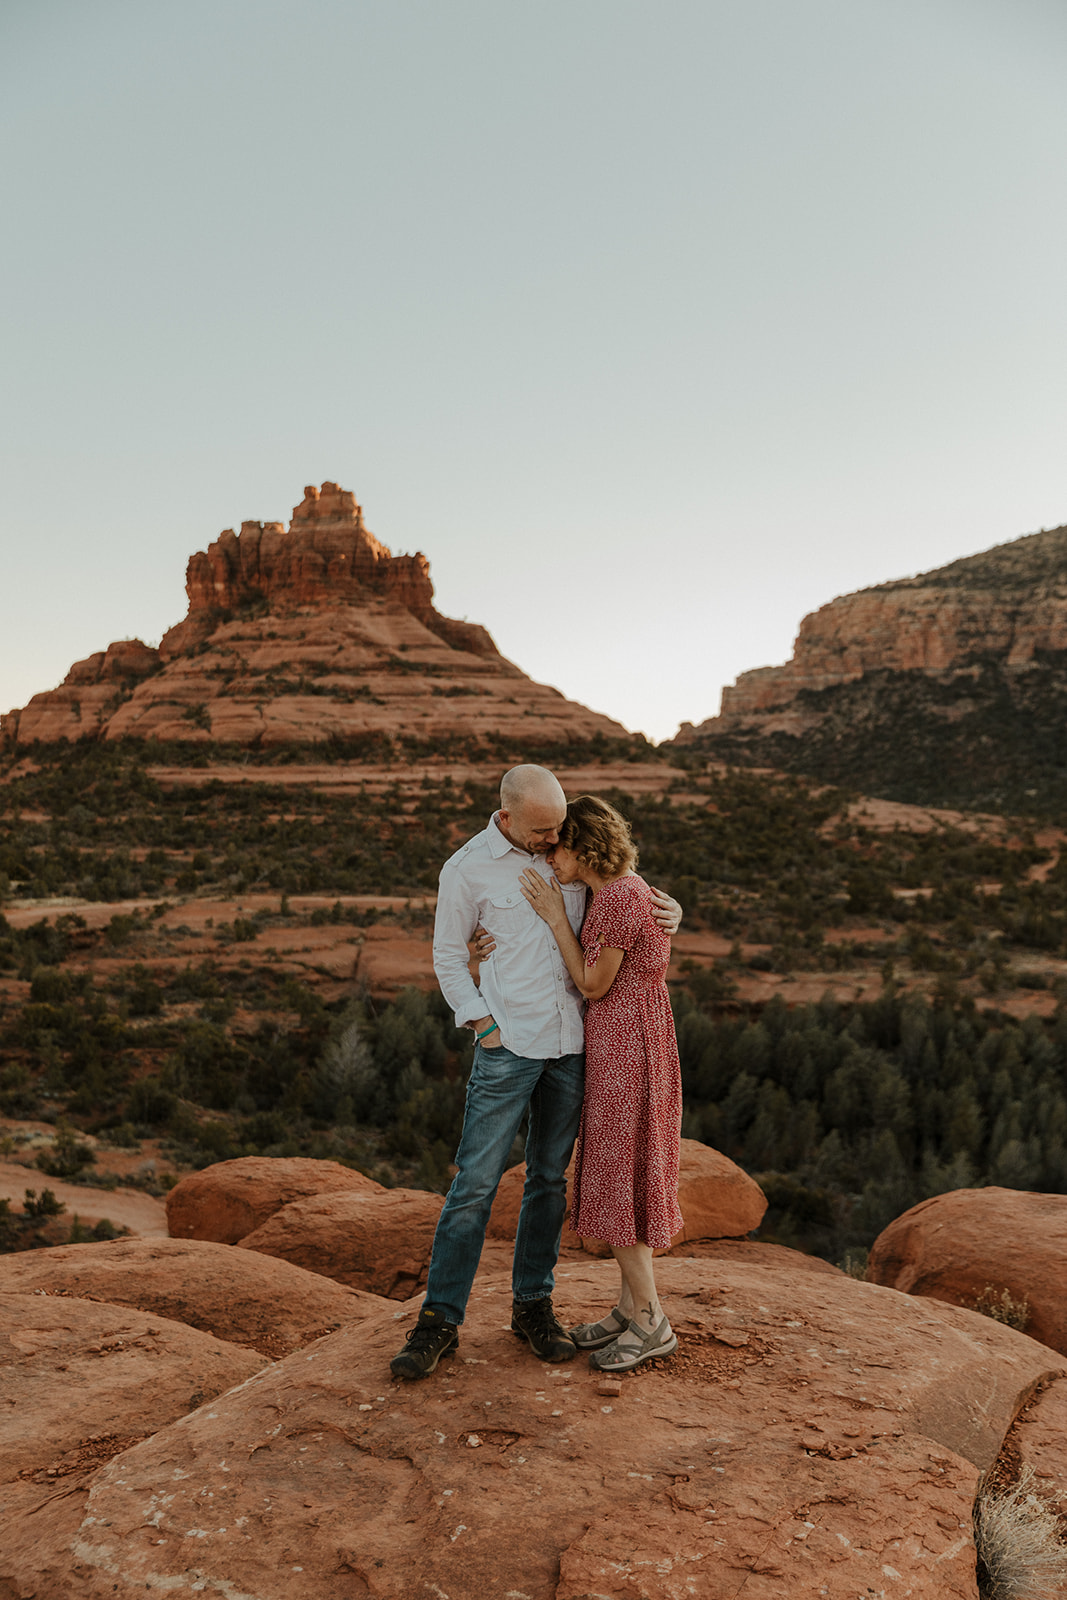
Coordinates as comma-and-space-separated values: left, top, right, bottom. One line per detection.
597, 1378, 622, 1398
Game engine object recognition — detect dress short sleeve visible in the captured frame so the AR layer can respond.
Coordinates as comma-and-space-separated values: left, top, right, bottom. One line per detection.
582, 878, 642, 967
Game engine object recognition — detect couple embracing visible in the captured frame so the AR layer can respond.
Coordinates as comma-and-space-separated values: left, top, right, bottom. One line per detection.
390, 763, 684, 1380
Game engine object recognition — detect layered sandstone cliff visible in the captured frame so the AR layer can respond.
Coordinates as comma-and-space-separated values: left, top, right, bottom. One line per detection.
671, 523, 1067, 807
2, 483, 626, 749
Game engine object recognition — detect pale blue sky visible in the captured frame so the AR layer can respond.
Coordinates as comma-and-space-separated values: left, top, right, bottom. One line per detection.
2, 0, 1066, 742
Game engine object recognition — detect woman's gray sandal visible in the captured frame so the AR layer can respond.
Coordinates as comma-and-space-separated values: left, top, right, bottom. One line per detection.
589, 1314, 678, 1371
569, 1306, 629, 1351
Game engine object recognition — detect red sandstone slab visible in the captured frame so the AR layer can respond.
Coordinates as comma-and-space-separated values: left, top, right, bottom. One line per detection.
867, 1187, 1067, 1357
9, 1256, 1061, 1598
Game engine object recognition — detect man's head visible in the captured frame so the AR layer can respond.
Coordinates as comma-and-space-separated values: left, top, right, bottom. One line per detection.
497, 764, 567, 854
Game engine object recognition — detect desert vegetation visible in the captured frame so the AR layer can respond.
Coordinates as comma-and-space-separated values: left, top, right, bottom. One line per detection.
677, 657, 1067, 816
974, 1464, 1067, 1600
3, 739, 1067, 1258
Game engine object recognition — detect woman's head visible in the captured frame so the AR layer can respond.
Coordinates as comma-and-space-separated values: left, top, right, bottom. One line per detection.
550, 794, 638, 882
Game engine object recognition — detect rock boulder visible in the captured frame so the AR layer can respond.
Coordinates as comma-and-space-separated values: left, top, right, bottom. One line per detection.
1011, 1376, 1067, 1514
238, 1187, 445, 1298
0, 1237, 389, 1357
866, 1186, 1067, 1356
488, 1138, 767, 1253
7, 1256, 1063, 1598
165, 1155, 383, 1244
0, 1291, 264, 1485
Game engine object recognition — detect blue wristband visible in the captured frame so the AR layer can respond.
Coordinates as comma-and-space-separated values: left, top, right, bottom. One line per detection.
475, 1023, 498, 1043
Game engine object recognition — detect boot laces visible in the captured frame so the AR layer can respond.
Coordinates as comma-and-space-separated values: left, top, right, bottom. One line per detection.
407, 1320, 453, 1352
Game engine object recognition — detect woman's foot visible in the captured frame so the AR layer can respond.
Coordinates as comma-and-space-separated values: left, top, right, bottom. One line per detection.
568, 1306, 629, 1351
589, 1314, 678, 1372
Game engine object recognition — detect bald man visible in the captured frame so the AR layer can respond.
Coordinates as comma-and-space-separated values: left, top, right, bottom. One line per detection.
391, 764, 680, 1379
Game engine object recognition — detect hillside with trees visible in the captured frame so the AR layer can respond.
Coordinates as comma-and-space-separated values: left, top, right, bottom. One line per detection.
3, 738, 1067, 1265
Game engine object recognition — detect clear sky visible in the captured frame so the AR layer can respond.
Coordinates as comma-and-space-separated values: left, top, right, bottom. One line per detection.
2, 0, 1066, 743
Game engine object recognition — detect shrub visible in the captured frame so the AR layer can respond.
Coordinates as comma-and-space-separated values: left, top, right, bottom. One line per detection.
972, 1285, 1031, 1333
23, 1187, 65, 1218
89, 1217, 126, 1241
126, 1077, 177, 1125
36, 1121, 95, 1178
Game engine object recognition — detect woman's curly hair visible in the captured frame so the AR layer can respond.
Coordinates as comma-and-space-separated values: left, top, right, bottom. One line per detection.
557, 794, 638, 878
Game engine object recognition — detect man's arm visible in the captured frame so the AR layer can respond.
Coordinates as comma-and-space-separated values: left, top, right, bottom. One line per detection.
432, 864, 494, 1033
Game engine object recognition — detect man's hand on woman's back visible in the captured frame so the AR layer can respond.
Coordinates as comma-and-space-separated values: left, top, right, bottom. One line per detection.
649, 888, 682, 934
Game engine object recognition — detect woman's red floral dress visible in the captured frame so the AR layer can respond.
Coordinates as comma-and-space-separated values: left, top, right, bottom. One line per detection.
570, 874, 683, 1249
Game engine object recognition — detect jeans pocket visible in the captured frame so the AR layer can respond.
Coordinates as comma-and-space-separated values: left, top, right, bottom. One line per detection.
474, 1040, 512, 1067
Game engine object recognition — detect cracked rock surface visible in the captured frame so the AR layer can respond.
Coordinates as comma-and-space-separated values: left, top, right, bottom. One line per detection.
4, 1255, 1063, 1599
238, 1186, 445, 1299
0, 1236, 389, 1358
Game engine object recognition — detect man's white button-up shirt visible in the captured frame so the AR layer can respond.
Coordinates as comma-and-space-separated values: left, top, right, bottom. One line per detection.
432, 813, 588, 1059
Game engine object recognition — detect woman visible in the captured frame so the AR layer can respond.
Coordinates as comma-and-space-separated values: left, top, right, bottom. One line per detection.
517, 793, 682, 1372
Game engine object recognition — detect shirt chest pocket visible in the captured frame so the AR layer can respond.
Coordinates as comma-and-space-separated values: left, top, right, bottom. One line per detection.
486, 891, 529, 937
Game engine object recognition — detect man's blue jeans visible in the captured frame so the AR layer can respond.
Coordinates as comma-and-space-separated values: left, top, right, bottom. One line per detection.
422, 1042, 586, 1326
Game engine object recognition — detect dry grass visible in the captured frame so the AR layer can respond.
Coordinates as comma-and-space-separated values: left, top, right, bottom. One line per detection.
973, 1285, 1031, 1333
975, 1466, 1067, 1600
837, 1249, 868, 1280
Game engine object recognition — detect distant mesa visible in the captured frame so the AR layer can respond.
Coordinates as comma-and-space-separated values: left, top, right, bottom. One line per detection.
670, 522, 1067, 809
1, 482, 626, 750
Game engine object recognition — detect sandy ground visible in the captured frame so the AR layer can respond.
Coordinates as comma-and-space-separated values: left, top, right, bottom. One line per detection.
144, 760, 697, 799
3, 894, 435, 929
1029, 826, 1066, 881
3, 893, 441, 1000
0, 1160, 168, 1236
834, 796, 1008, 836
836, 797, 1066, 880
7, 886, 1067, 1013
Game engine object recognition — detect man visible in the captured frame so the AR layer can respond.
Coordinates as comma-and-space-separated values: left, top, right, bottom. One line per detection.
390, 764, 680, 1379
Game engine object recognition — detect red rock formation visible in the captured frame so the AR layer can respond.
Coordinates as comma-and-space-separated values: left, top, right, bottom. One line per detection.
2, 480, 628, 749
0, 1236, 388, 1358
488, 1138, 767, 1254
65, 639, 162, 685
164, 482, 496, 661
866, 1186, 1067, 1355
674, 521, 1067, 742
1013, 1377, 1067, 1514
165, 1154, 383, 1245
0, 638, 164, 752
0, 1290, 265, 1483
8, 1255, 1063, 1598
663, 1236, 842, 1271
237, 1186, 445, 1298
